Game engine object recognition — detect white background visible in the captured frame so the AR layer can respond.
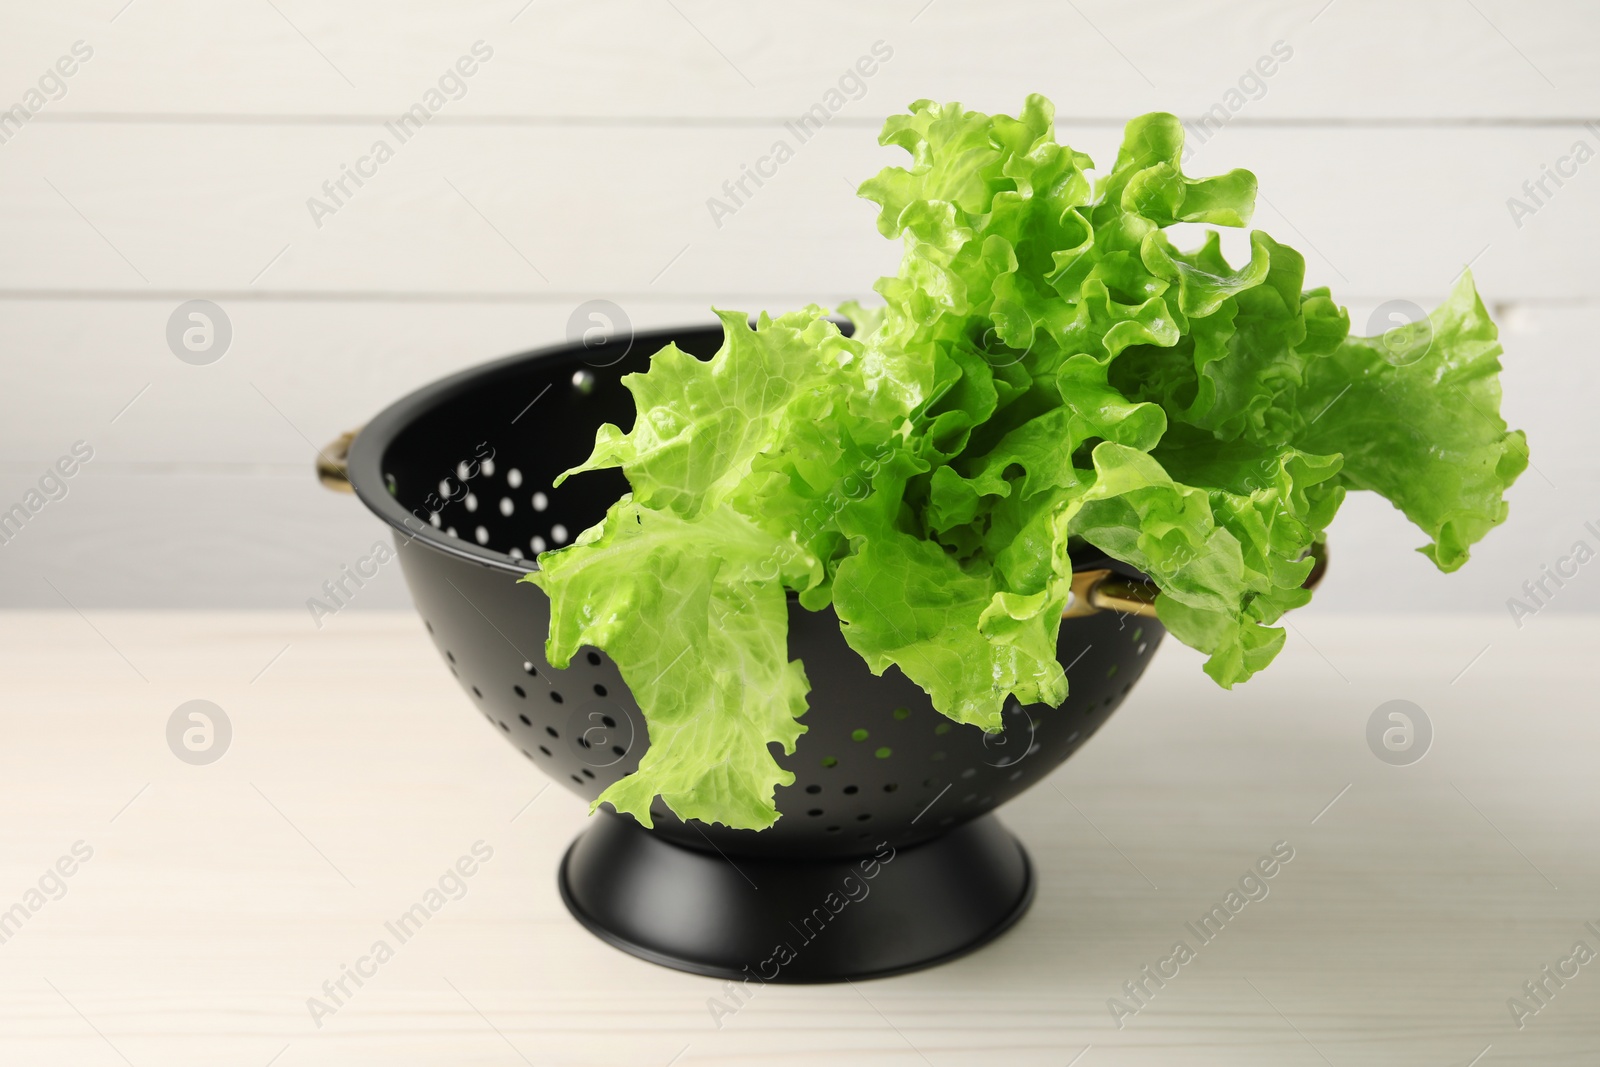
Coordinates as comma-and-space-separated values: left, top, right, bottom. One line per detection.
3, 6, 1600, 1065
0, 0, 1594, 619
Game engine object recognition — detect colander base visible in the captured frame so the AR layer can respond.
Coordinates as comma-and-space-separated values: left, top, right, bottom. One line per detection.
558, 811, 1034, 983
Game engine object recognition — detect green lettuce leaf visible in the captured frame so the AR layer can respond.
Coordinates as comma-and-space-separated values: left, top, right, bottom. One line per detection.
526, 96, 1527, 830
1292, 271, 1528, 571
523, 497, 811, 830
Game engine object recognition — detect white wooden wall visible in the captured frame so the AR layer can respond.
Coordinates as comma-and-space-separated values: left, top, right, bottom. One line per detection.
1, 0, 1596, 616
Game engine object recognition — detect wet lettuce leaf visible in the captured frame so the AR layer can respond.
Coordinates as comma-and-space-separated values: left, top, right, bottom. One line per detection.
525, 97, 1525, 830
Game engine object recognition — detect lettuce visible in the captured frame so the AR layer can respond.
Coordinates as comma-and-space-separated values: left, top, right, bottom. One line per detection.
524, 97, 1526, 830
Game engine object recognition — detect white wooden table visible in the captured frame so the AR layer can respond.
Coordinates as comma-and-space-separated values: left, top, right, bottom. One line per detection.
2, 608, 1595, 1065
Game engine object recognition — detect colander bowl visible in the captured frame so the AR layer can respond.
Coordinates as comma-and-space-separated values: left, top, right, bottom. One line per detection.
334, 321, 1181, 982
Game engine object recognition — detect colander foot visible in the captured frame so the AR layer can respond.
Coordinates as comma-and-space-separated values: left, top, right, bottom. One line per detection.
558, 811, 1034, 983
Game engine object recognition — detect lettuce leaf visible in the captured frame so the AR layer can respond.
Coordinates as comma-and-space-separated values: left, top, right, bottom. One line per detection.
527, 96, 1526, 830
527, 496, 811, 830
1291, 272, 1528, 571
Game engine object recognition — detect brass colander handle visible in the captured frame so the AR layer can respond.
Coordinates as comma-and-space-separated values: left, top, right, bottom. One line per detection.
1064, 541, 1328, 620
316, 429, 359, 493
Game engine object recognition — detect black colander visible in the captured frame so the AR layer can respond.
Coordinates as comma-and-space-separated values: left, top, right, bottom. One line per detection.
333, 323, 1175, 982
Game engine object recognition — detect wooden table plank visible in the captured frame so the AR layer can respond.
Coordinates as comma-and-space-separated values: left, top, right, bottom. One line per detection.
1, 123, 1593, 302
3, 0, 1593, 119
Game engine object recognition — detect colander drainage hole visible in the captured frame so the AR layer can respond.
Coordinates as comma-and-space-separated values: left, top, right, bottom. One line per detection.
539, 745, 552, 757
586, 651, 601, 666
601, 715, 616, 728
446, 651, 456, 663
571, 775, 583, 785
593, 684, 608, 698
546, 727, 559, 739
472, 686, 483, 698
513, 686, 526, 698
497, 721, 509, 732
450, 667, 458, 678
883, 783, 898, 793
550, 691, 564, 704
825, 825, 841, 833
805, 785, 822, 795
424, 621, 433, 634
518, 714, 531, 726
581, 768, 595, 779
843, 785, 858, 795
856, 813, 871, 821
611, 745, 625, 756
522, 661, 538, 676
808, 809, 824, 817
